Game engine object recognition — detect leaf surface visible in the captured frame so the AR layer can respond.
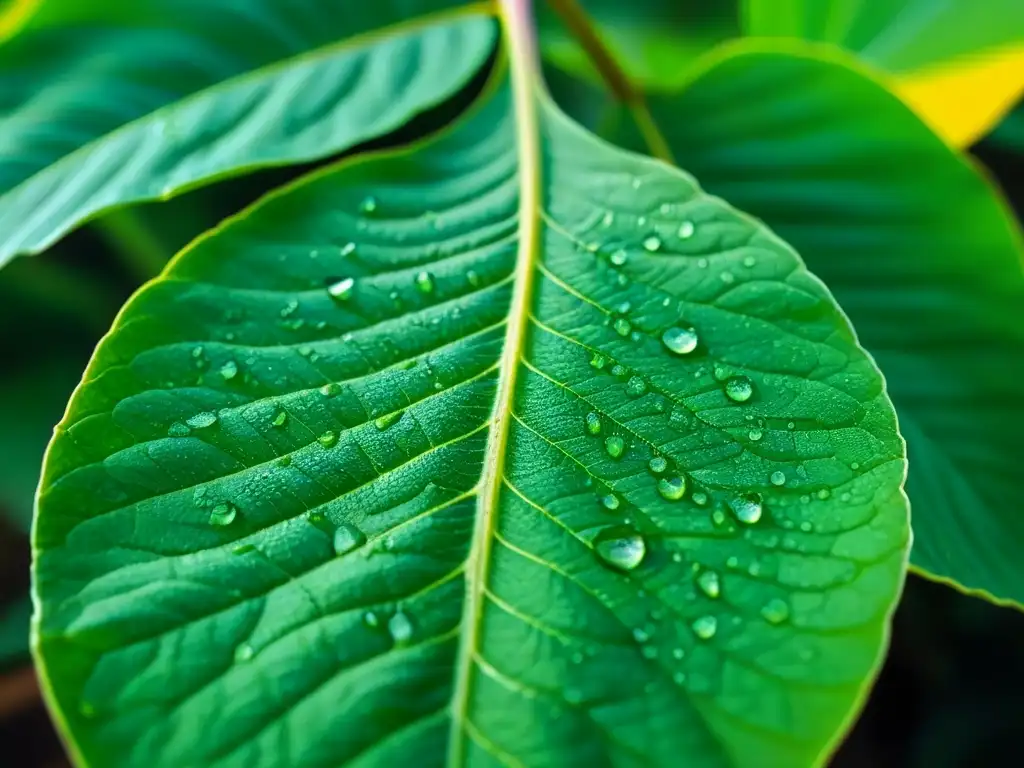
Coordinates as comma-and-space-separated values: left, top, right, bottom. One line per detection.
33, 39, 908, 768
740, 0, 1024, 146
605, 40, 1024, 607
0, 0, 495, 266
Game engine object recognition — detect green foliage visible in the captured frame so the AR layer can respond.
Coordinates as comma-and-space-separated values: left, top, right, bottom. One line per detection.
0, 594, 31, 667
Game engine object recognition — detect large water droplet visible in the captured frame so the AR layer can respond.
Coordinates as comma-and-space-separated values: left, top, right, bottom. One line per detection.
697, 570, 720, 599
625, 376, 647, 397
327, 277, 355, 301
678, 221, 695, 239
187, 411, 218, 429
318, 430, 338, 448
594, 531, 646, 571
167, 422, 190, 438
770, 470, 786, 487
729, 493, 763, 524
219, 361, 238, 381
748, 427, 763, 442
333, 523, 365, 556
692, 615, 717, 640
724, 375, 754, 402
643, 236, 662, 252
601, 493, 621, 511
648, 456, 667, 474
374, 411, 402, 431
388, 610, 414, 645
661, 326, 698, 355
760, 598, 790, 624
613, 317, 632, 337
209, 502, 238, 527
604, 435, 625, 459
657, 476, 686, 501
414, 271, 434, 294
585, 412, 602, 435
610, 249, 628, 266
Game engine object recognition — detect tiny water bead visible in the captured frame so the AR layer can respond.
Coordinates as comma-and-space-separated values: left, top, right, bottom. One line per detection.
209, 502, 238, 527
327, 276, 355, 301
186, 411, 218, 429
318, 430, 338, 448
466, 269, 481, 287
625, 376, 647, 397
677, 221, 695, 239
601, 493, 621, 511
692, 615, 717, 640
414, 271, 435, 294
340, 242, 356, 257
648, 456, 668, 474
642, 236, 662, 252
611, 364, 628, 378
770, 470, 787, 487
613, 317, 632, 337
167, 422, 190, 438
594, 532, 646, 571
219, 361, 238, 381
724, 375, 754, 403
661, 326, 698, 355
729, 493, 763, 524
320, 382, 341, 397
691, 491, 708, 506
590, 353, 607, 370
388, 611, 414, 644
657, 476, 686, 501
748, 428, 763, 442
585, 412, 602, 435
374, 411, 402, 431
697, 570, 720, 599
610, 249, 628, 266
604, 435, 625, 458
358, 195, 378, 215
272, 410, 288, 428
760, 598, 790, 624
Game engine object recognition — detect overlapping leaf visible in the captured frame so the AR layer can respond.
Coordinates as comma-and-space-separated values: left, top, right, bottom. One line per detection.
0, 0, 495, 266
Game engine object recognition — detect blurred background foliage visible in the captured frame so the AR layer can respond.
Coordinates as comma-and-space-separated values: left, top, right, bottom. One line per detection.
1, 0, 1023, 765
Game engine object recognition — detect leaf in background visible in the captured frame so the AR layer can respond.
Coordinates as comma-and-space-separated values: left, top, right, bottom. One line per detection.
740, 0, 1024, 147
990, 101, 1024, 154
0, 595, 31, 667
0, 0, 496, 266
604, 40, 1024, 607
32, 42, 909, 764
539, 0, 738, 90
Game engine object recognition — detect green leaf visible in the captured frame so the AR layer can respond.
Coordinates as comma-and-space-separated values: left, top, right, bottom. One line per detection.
0, 594, 31, 667
33, 29, 908, 768
990, 101, 1024, 152
604, 40, 1024, 607
0, 0, 496, 266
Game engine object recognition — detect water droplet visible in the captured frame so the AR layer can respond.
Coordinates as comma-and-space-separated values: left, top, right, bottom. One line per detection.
678, 221, 695, 239
729, 493, 763, 524
724, 375, 754, 403
816, 488, 831, 500
601, 211, 615, 227
611, 364, 628, 378
692, 615, 717, 640
234, 644, 254, 662
625, 376, 647, 397
604, 435, 625, 458
232, 544, 255, 556
613, 317, 632, 336
466, 269, 481, 288
697, 570, 721, 599
725, 556, 739, 569
594, 531, 646, 571
692, 491, 708, 506
318, 430, 338, 448
359, 196, 378, 215
748, 428, 763, 442
363, 610, 380, 628
209, 502, 238, 527
388, 610, 414, 645
661, 326, 698, 355
719, 270, 735, 284
657, 476, 686, 501
601, 493, 621, 511
585, 412, 602, 435
333, 524, 365, 556
167, 422, 190, 438
414, 271, 435, 294
272, 410, 288, 428
799, 520, 813, 532
609, 249, 628, 266
219, 361, 238, 380
642, 236, 662, 252
770, 470, 786, 486
742, 255, 756, 268
320, 382, 341, 397
187, 411, 217, 429
327, 276, 355, 301
760, 598, 790, 624
648, 456, 667, 474
374, 411, 402, 431
590, 353, 607, 370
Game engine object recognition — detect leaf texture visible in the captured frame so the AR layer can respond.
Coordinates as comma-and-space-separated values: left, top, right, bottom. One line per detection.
33, 66, 909, 768
0, 0, 495, 266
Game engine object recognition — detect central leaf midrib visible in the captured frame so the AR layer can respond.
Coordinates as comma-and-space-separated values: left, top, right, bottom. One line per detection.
448, 0, 543, 762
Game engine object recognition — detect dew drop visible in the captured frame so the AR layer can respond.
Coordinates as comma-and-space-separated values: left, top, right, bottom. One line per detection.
234, 644, 254, 662
678, 221, 695, 239
648, 456, 667, 474
276, 455, 292, 468
585, 412, 602, 435
691, 615, 717, 640
692, 491, 708, 506
611, 364, 628, 378
318, 430, 338, 448
414, 271, 435, 294
642, 236, 662, 252
320, 382, 341, 397
601, 211, 615, 227
187, 411, 218, 429
466, 269, 481, 287
616, 300, 632, 314
729, 493, 763, 524
661, 326, 698, 355
594, 531, 646, 571
610, 249, 628, 266
613, 317, 632, 337
719, 270, 735, 284
359, 196, 378, 215
742, 255, 756, 268
327, 276, 355, 301
770, 470, 786, 487
760, 598, 790, 624
388, 611, 414, 645
590, 353, 607, 370
232, 544, 255, 556
748, 427, 763, 442
657, 476, 686, 501
332, 523, 365, 556
363, 610, 380, 628
601, 493, 621, 511
167, 422, 190, 438
816, 488, 831, 500
374, 411, 402, 431
724, 375, 754, 402
271, 410, 288, 428
604, 435, 625, 459
625, 376, 647, 397
219, 361, 238, 380
209, 502, 238, 527
697, 570, 721, 599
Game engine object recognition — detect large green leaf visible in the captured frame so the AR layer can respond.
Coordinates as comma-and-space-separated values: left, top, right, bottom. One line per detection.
601, 40, 1024, 607
0, 0, 495, 266
32, 20, 909, 768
